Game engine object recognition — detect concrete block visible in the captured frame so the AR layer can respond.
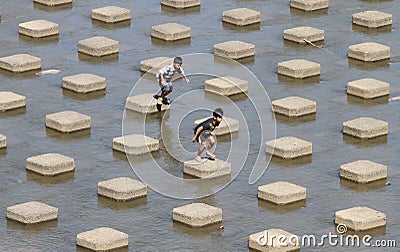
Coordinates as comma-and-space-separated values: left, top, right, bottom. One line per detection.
340, 160, 387, 183
278, 59, 320, 79
78, 36, 119, 57
7, 201, 58, 224
0, 134, 6, 149
76, 227, 128, 251
151, 23, 191, 41
161, 0, 200, 9
258, 181, 306, 205
112, 134, 159, 155
194, 116, 239, 136
353, 11, 392, 28
222, 8, 260, 26
348, 42, 390, 62
98, 177, 147, 201
290, 0, 329, 11
0, 92, 26, 112
173, 202, 222, 227
347, 78, 389, 99
45, 111, 91, 133
19, 20, 58, 38
249, 228, 300, 251
184, 158, 231, 178
92, 6, 131, 23
284, 26, 324, 44
140, 57, 172, 74
0, 54, 41, 72
335, 206, 386, 231
34, 0, 72, 6
272, 96, 316, 117
343, 117, 388, 139
62, 73, 106, 93
126, 93, 170, 114
214, 40, 255, 59
266, 136, 312, 159
204, 76, 248, 96
26, 153, 75, 176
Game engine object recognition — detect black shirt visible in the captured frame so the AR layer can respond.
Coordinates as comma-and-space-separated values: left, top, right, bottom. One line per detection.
194, 118, 215, 135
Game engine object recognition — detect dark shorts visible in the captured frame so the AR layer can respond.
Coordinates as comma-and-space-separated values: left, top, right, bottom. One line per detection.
197, 131, 213, 143
159, 80, 173, 92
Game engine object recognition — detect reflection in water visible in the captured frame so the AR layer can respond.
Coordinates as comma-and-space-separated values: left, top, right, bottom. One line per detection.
289, 7, 328, 16
7, 219, 58, 231
33, 2, 73, 12
98, 195, 147, 210
161, 5, 201, 14
268, 154, 312, 168
19, 34, 59, 44
26, 170, 75, 185
258, 199, 306, 214
46, 128, 91, 141
348, 58, 390, 71
274, 113, 316, 126
342, 134, 388, 148
76, 245, 128, 252
283, 39, 325, 49
91, 19, 131, 30
346, 94, 388, 107
0, 68, 38, 79
340, 178, 387, 192
172, 221, 223, 238
352, 24, 392, 35
62, 89, 106, 101
277, 74, 320, 85
222, 22, 261, 33
78, 53, 119, 64
335, 225, 386, 238
151, 37, 191, 48
0, 107, 26, 118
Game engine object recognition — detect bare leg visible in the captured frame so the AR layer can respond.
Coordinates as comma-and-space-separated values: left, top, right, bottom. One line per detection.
197, 141, 207, 157
205, 136, 216, 159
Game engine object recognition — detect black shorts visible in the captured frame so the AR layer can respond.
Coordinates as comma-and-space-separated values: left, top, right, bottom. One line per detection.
197, 131, 213, 143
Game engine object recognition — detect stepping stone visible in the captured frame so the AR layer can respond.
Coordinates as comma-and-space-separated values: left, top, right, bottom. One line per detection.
161, 0, 200, 9
151, 23, 191, 41
290, 0, 329, 11
214, 40, 255, 60
78, 36, 119, 57
92, 6, 131, 23
335, 206, 386, 231
258, 181, 306, 205
112, 134, 159, 155
0, 54, 41, 72
98, 177, 147, 201
249, 228, 300, 251
340, 160, 387, 183
348, 42, 390, 62
353, 11, 392, 28
126, 93, 170, 114
266, 136, 312, 159
204, 76, 248, 96
26, 153, 75, 176
62, 73, 106, 93
19, 20, 59, 38
76, 227, 128, 251
347, 78, 389, 99
272, 96, 316, 117
222, 8, 260, 26
342, 117, 388, 139
7, 201, 58, 224
278, 59, 320, 79
194, 116, 239, 136
173, 202, 222, 227
0, 134, 6, 149
184, 158, 231, 178
34, 0, 72, 6
140, 57, 172, 74
284, 26, 324, 44
0, 92, 26, 112
45, 111, 91, 133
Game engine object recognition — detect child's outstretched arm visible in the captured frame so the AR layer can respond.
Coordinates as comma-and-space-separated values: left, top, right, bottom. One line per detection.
183, 73, 190, 84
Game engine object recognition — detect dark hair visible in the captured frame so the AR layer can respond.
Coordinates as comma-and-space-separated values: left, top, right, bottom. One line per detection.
213, 108, 223, 118
173, 57, 183, 65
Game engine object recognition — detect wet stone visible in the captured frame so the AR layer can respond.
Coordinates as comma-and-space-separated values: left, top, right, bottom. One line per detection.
204, 76, 248, 96
19, 20, 59, 38
214, 40, 255, 60
335, 206, 386, 231
92, 6, 131, 23
258, 181, 306, 205
183, 158, 231, 178
194, 116, 239, 136
151, 23, 191, 41
340, 160, 387, 183
62, 73, 106, 93
266, 136, 312, 159
342, 117, 388, 139
161, 0, 200, 9
353, 11, 392, 28
284, 26, 324, 44
7, 201, 58, 224
347, 78, 389, 99
76, 227, 128, 251
272, 96, 316, 117
126, 93, 170, 114
278, 59, 320, 79
0, 134, 6, 149
45, 111, 91, 133
112, 134, 159, 155
290, 0, 329, 11
0, 92, 26, 112
0, 54, 41, 73
98, 177, 147, 201
348, 42, 390, 62
26, 153, 75, 176
249, 228, 300, 251
78, 36, 119, 57
34, 0, 72, 6
173, 202, 222, 227
140, 57, 172, 74
222, 8, 260, 26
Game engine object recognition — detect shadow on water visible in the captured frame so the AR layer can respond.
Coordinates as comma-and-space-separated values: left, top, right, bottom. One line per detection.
222, 22, 261, 33
161, 5, 201, 15
97, 195, 147, 210
76, 245, 128, 252
62, 89, 106, 101
342, 134, 388, 148
78, 53, 119, 65
352, 24, 392, 36
91, 19, 131, 30
0, 69, 38, 79
0, 107, 26, 118
7, 219, 58, 231
346, 94, 388, 107
172, 221, 224, 238
267, 154, 312, 168
26, 170, 75, 185
0, 148, 7, 156
340, 178, 387, 192
277, 74, 320, 86
46, 128, 91, 141
274, 113, 316, 126
33, 2, 73, 12
348, 58, 390, 71
19, 34, 59, 44
289, 7, 328, 17
258, 199, 306, 214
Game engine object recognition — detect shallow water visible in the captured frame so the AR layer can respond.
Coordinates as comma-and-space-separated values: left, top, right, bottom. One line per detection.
1, 0, 400, 251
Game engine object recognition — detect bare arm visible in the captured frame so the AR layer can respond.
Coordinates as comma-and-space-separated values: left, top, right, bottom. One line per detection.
192, 126, 203, 142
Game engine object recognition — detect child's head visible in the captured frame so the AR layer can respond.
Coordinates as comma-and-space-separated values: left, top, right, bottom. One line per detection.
173, 57, 183, 68
213, 108, 223, 125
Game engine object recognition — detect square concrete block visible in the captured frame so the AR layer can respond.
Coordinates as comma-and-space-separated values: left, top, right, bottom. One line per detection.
161, 0, 200, 9
214, 40, 255, 60
78, 36, 119, 57
348, 42, 390, 62
140, 57, 172, 74
126, 93, 170, 114
112, 134, 159, 155
0, 92, 26, 112
0, 54, 41, 72
151, 23, 191, 41
26, 153, 75, 176
272, 96, 316, 117
0, 134, 6, 149
258, 181, 306, 205
278, 59, 320, 79
7, 201, 58, 224
62, 73, 106, 93
98, 177, 147, 201
284, 26, 324, 44
343, 117, 388, 139
46, 111, 91, 133
76, 227, 128, 251
335, 206, 386, 231
204, 76, 248, 96
353, 11, 392, 28
266, 136, 312, 159
194, 116, 239, 136
19, 20, 59, 38
92, 6, 131, 23
184, 158, 231, 178
222, 8, 260, 26
347, 78, 389, 99
173, 202, 222, 227
290, 0, 329, 11
340, 160, 387, 183
34, 0, 72, 6
249, 228, 300, 251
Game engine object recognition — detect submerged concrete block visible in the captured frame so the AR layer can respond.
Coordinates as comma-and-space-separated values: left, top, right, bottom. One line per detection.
0, 54, 41, 72
173, 202, 222, 227
62, 73, 106, 93
194, 116, 239, 136
340, 160, 387, 183
112, 134, 159, 155
0, 92, 26, 112
353, 11, 392, 28
335, 206, 386, 231
98, 177, 147, 201
214, 40, 255, 59
343, 117, 388, 139
0, 134, 6, 149
34, 0, 72, 6
290, 0, 329, 11
347, 78, 389, 99
76, 227, 128, 251
284, 26, 324, 44
78, 36, 119, 57
249, 228, 300, 251
266, 136, 312, 159
348, 42, 390, 62
92, 6, 131, 23
161, 0, 200, 9
204, 76, 248, 96
140, 57, 172, 74
19, 20, 59, 38
45, 111, 91, 133
278, 59, 320, 79
222, 8, 260, 26
183, 158, 231, 178
272, 96, 316, 117
126, 93, 169, 114
151, 23, 191, 41
26, 153, 75, 176
258, 181, 306, 205
7, 201, 58, 224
